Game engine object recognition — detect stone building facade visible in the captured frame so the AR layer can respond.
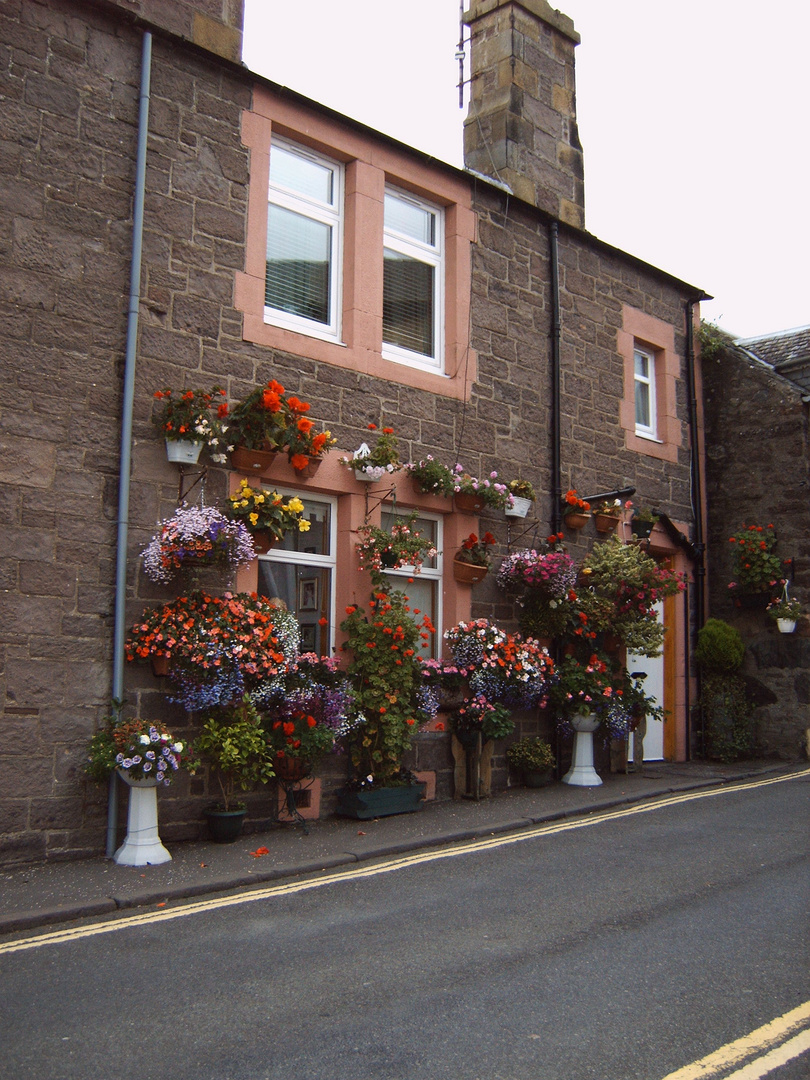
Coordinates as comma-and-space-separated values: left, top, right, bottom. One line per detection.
1, 0, 709, 863
702, 332, 810, 759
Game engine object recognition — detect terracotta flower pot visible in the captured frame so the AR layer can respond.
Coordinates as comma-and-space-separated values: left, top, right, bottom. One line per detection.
453, 558, 488, 584
293, 456, 322, 479
454, 492, 485, 513
231, 446, 277, 474
594, 513, 620, 534
564, 511, 590, 530
150, 652, 170, 677
251, 530, 276, 555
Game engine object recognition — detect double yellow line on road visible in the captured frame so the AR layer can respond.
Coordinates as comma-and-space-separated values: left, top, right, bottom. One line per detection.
1, 767, 807, 957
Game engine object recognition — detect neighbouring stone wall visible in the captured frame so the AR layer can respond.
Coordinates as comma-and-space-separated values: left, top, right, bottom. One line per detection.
702, 343, 810, 758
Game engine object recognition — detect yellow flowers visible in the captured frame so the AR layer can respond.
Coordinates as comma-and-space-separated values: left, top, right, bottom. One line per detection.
287, 497, 304, 513
298, 519, 312, 532
249, 513, 258, 526
224, 479, 310, 542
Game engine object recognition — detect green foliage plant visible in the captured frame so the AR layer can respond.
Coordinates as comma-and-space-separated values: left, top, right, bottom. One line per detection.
694, 619, 752, 762
505, 736, 555, 772
694, 619, 745, 673
405, 456, 455, 496
196, 696, 277, 811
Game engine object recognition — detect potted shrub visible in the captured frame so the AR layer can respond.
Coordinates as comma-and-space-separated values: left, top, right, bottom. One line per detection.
85, 715, 189, 865
224, 479, 311, 553
404, 455, 455, 497
453, 531, 496, 584
196, 696, 277, 841
728, 523, 785, 606
505, 478, 536, 518
140, 504, 256, 582
228, 379, 292, 472
562, 489, 591, 529
451, 465, 511, 512
694, 619, 753, 761
356, 510, 438, 574
342, 423, 401, 482
506, 736, 556, 787
151, 385, 229, 464
766, 590, 802, 633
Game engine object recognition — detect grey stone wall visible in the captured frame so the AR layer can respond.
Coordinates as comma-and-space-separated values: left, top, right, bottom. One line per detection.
703, 343, 810, 758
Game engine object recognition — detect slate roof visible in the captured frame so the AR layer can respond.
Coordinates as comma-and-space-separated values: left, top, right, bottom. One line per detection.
735, 324, 810, 393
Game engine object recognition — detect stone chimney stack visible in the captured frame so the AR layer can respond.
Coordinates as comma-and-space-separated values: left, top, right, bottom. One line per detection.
463, 0, 584, 228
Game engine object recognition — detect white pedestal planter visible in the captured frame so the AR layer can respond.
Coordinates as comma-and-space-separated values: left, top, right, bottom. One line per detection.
165, 439, 203, 464
562, 714, 603, 787
114, 771, 172, 866
777, 618, 796, 634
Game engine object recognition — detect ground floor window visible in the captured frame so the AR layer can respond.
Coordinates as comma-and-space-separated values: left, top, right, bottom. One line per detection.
257, 491, 336, 655
380, 510, 442, 658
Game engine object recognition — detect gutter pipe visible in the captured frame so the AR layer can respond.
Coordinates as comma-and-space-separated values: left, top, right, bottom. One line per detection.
106, 30, 153, 858
549, 222, 562, 535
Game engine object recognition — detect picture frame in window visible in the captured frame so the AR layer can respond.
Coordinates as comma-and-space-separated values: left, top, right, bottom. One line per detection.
298, 577, 318, 612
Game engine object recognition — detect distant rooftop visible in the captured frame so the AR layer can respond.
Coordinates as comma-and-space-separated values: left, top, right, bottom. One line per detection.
736, 324, 810, 394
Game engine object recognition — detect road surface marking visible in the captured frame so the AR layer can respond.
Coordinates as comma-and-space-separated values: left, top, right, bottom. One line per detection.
659, 1000, 810, 1079
0, 768, 807, 955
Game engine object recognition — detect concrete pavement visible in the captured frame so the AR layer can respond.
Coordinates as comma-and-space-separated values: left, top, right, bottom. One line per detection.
0, 760, 803, 936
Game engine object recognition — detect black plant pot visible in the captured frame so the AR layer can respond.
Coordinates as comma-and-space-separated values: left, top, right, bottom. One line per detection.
204, 807, 247, 843
630, 518, 655, 540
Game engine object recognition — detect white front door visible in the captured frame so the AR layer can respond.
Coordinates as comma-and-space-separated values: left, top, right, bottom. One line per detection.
627, 601, 665, 760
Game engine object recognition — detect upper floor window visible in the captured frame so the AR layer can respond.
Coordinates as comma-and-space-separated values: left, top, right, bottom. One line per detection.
634, 345, 657, 439
265, 139, 343, 341
382, 188, 444, 372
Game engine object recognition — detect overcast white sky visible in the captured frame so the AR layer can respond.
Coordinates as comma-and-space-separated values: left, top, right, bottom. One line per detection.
242, 0, 809, 340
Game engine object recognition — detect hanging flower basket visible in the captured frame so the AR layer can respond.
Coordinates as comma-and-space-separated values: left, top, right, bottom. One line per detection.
505, 496, 532, 519
777, 618, 796, 634
594, 513, 620, 534
564, 511, 590, 531
150, 652, 170, 678
292, 456, 322, 479
630, 516, 656, 540
454, 492, 485, 513
231, 446, 277, 474
453, 558, 488, 584
252, 531, 276, 555
165, 439, 203, 465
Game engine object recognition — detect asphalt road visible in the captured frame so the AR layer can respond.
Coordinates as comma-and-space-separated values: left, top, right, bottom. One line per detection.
1, 773, 808, 1080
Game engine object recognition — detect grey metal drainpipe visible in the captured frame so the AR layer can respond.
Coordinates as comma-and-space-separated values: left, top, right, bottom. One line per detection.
106, 30, 153, 858
549, 222, 562, 535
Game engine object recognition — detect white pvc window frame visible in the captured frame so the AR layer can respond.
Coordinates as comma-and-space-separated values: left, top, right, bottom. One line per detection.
264, 137, 343, 343
382, 186, 444, 373
380, 509, 443, 659
634, 344, 657, 440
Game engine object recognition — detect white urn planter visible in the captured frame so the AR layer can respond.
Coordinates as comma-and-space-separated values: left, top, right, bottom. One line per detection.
562, 713, 603, 787
114, 770, 172, 866
165, 439, 203, 464
776, 618, 796, 634
505, 496, 533, 519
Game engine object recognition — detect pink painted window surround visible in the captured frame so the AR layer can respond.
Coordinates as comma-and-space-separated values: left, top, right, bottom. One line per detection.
236, 86, 478, 401
618, 305, 682, 463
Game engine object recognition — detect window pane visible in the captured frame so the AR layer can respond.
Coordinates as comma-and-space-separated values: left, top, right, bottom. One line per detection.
635, 382, 651, 428
275, 497, 331, 555
270, 143, 333, 205
384, 193, 435, 245
266, 205, 331, 324
383, 249, 434, 357
381, 574, 438, 658
257, 561, 331, 656
634, 351, 650, 380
